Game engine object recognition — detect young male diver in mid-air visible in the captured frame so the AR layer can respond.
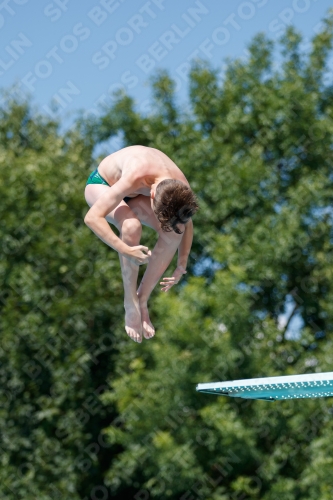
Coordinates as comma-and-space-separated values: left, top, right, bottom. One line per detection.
84, 145, 199, 343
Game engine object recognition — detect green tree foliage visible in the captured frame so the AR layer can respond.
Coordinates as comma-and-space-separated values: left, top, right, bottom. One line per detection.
1, 12, 333, 499
0, 96, 126, 498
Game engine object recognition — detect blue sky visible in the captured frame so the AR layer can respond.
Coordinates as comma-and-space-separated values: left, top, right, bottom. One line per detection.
1, 0, 333, 124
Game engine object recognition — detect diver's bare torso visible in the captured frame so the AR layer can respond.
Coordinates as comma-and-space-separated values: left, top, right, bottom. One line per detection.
98, 145, 190, 197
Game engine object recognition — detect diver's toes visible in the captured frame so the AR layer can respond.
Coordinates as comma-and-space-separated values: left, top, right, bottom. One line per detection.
125, 327, 142, 343
143, 322, 155, 339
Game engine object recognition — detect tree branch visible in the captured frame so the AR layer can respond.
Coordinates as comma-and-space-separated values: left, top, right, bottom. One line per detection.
282, 302, 299, 339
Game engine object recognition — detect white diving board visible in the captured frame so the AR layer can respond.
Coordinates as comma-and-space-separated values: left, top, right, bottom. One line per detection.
196, 372, 333, 401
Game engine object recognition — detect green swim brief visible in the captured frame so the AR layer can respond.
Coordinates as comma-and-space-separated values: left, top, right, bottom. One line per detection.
86, 169, 134, 204
86, 168, 110, 186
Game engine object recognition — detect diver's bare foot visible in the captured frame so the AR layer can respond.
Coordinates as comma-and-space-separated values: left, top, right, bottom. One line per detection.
124, 299, 142, 343
139, 300, 155, 339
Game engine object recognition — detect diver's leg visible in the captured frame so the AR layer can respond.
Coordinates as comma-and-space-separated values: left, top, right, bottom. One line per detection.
126, 195, 183, 339
85, 185, 143, 343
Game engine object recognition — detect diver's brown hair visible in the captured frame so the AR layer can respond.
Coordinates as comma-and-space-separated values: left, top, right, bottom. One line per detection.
153, 179, 199, 234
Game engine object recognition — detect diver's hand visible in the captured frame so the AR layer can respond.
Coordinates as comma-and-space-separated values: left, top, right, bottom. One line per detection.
160, 266, 187, 292
125, 246, 151, 266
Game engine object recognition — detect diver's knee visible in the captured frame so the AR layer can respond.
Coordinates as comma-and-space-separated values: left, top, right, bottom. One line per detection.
120, 217, 142, 243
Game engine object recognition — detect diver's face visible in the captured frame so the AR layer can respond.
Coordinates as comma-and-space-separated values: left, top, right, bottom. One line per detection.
174, 223, 185, 234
